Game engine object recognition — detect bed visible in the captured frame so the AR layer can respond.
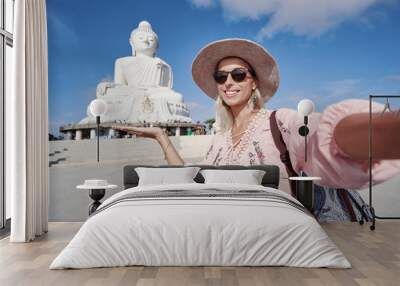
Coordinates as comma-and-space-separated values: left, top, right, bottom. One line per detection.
50, 164, 350, 269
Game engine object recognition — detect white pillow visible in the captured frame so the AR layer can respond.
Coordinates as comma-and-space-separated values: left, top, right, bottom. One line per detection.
200, 169, 266, 185
135, 167, 201, 186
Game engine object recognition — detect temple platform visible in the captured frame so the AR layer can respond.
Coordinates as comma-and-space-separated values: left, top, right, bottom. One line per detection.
59, 121, 207, 140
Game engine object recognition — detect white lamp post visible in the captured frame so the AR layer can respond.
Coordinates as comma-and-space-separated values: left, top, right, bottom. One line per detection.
89, 99, 107, 162
290, 99, 317, 211
297, 99, 315, 167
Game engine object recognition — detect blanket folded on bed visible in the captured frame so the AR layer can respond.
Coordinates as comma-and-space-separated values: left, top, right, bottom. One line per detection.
92, 188, 309, 217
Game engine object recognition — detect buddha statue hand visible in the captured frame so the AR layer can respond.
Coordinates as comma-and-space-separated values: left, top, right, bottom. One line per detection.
97, 82, 116, 96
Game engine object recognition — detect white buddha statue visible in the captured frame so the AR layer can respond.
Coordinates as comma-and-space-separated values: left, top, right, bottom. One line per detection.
80, 21, 192, 125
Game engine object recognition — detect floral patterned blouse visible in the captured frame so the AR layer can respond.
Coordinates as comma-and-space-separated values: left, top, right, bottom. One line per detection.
201, 99, 400, 194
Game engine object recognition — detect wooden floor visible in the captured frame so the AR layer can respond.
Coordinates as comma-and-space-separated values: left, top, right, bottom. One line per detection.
1, 222, 399, 286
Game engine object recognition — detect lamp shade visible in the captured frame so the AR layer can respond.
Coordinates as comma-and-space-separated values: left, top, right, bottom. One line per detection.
89, 99, 107, 117
297, 99, 315, 116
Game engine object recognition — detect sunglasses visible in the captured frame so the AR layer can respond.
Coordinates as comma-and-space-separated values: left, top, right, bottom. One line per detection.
213, 68, 256, 84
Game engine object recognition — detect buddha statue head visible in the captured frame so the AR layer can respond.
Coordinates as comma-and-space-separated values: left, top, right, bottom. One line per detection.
130, 21, 159, 58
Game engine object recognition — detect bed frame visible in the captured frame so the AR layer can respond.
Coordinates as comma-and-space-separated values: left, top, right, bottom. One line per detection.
123, 164, 280, 189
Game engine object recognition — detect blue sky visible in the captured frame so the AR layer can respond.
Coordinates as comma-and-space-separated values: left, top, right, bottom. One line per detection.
47, 0, 400, 135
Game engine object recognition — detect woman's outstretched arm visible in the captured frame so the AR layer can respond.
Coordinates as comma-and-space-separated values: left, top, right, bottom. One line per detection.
276, 99, 400, 189
112, 126, 185, 165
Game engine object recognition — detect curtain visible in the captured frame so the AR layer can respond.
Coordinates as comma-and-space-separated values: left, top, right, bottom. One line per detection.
7, 0, 49, 242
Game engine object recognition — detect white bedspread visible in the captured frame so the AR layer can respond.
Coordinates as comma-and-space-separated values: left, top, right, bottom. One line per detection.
50, 183, 351, 269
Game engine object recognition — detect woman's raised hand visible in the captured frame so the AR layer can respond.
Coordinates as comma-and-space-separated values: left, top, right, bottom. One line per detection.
111, 125, 164, 140
112, 124, 184, 165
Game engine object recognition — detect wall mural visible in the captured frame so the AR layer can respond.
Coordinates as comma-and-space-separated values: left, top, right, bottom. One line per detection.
47, 0, 400, 222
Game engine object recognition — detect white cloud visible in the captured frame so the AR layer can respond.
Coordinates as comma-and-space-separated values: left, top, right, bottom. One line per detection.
268, 76, 400, 113
314, 78, 367, 107
269, 91, 315, 111
270, 79, 364, 112
384, 74, 400, 82
99, 74, 113, 82
190, 0, 386, 38
324, 79, 361, 98
49, 119, 68, 136
190, 0, 215, 8
48, 14, 79, 46
186, 100, 206, 110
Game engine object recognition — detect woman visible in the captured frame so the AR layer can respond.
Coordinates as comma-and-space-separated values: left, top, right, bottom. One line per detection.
113, 39, 400, 220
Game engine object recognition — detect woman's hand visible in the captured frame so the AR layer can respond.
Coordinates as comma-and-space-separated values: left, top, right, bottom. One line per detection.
111, 125, 165, 141
334, 112, 400, 160
112, 124, 184, 165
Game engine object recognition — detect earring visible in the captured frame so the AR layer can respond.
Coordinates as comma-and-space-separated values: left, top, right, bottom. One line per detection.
252, 94, 258, 108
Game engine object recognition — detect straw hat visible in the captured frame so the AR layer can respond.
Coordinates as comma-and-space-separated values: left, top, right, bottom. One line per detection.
192, 38, 279, 101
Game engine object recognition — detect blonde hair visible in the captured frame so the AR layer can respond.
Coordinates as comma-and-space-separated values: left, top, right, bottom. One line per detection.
214, 88, 266, 133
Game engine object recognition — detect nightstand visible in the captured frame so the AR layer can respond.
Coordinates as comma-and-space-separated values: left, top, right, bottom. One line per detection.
77, 180, 117, 215
289, 176, 321, 212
